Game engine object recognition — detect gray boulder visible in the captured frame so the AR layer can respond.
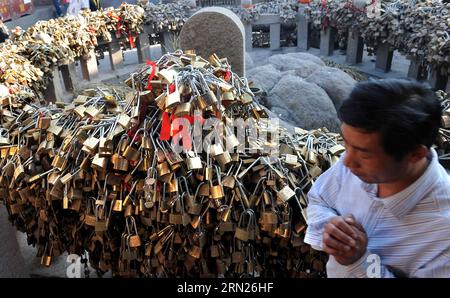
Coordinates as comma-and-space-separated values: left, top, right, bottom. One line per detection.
268, 75, 340, 132
247, 64, 282, 93
292, 60, 322, 78
284, 52, 326, 66
266, 53, 324, 77
306, 66, 356, 110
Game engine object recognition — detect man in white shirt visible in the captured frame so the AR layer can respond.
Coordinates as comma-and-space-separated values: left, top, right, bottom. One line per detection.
304, 79, 450, 277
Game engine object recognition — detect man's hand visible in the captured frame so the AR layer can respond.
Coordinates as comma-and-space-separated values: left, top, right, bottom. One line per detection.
322, 215, 368, 266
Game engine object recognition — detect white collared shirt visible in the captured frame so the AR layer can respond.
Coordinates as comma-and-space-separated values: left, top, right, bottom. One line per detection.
304, 148, 450, 277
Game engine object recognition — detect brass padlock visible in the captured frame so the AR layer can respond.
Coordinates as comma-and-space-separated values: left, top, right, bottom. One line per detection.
123, 129, 143, 162
156, 161, 171, 178
210, 166, 224, 200
41, 246, 52, 267
117, 113, 131, 129
73, 105, 86, 119
47, 122, 63, 137
221, 91, 234, 102
240, 92, 253, 104
128, 217, 142, 248
83, 136, 100, 153
188, 245, 201, 259
38, 116, 51, 129
91, 154, 107, 171
13, 162, 25, 182
328, 144, 345, 156
166, 86, 181, 108
215, 151, 232, 167
186, 150, 202, 170
278, 185, 295, 202
174, 102, 192, 117
85, 105, 102, 118
141, 131, 153, 151
195, 95, 208, 110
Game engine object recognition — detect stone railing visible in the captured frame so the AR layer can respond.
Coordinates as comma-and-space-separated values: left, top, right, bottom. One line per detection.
241, 5, 449, 92
198, 0, 242, 7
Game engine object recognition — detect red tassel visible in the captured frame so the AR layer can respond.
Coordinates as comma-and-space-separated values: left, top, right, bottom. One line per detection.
145, 61, 157, 91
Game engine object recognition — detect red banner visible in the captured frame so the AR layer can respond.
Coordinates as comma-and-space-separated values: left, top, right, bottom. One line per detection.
0, 0, 11, 21
0, 0, 34, 21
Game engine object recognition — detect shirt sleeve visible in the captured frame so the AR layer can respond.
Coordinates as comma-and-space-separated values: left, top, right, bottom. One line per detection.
304, 160, 343, 250
412, 249, 450, 278
342, 248, 450, 278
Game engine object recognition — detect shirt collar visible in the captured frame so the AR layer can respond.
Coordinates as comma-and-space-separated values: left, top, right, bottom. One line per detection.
361, 148, 440, 219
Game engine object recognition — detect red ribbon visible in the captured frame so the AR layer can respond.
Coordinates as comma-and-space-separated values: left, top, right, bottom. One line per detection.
160, 111, 171, 141
145, 60, 157, 91
224, 70, 232, 82
115, 15, 122, 37
169, 83, 176, 93
128, 30, 135, 49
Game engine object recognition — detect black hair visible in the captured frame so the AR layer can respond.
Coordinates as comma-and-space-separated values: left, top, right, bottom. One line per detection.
338, 79, 441, 161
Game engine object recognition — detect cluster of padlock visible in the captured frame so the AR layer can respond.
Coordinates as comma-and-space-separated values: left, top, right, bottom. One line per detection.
0, 45, 45, 102
0, 50, 347, 277
0, 3, 144, 103
137, 0, 191, 33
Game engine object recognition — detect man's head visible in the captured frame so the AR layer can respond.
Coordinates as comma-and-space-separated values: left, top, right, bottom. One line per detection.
337, 79, 441, 184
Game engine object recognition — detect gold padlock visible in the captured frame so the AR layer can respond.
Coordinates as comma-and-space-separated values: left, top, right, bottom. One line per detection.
73, 105, 86, 118
195, 95, 208, 110
112, 153, 129, 172
117, 114, 131, 129
240, 92, 253, 104
215, 151, 232, 167
156, 161, 171, 177
166, 87, 181, 108
174, 102, 192, 117
91, 154, 107, 171
13, 163, 25, 182
186, 155, 202, 170
158, 68, 177, 84
83, 136, 100, 152
141, 131, 153, 150
84, 105, 102, 118
47, 122, 63, 137
38, 116, 51, 129
123, 129, 142, 162
221, 91, 234, 102
278, 185, 295, 202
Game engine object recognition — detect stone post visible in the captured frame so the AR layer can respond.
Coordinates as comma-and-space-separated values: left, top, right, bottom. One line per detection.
297, 7, 310, 51
108, 35, 124, 71
80, 49, 98, 81
137, 25, 153, 63
320, 26, 336, 56
375, 42, 393, 72
269, 23, 281, 50
346, 30, 364, 65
